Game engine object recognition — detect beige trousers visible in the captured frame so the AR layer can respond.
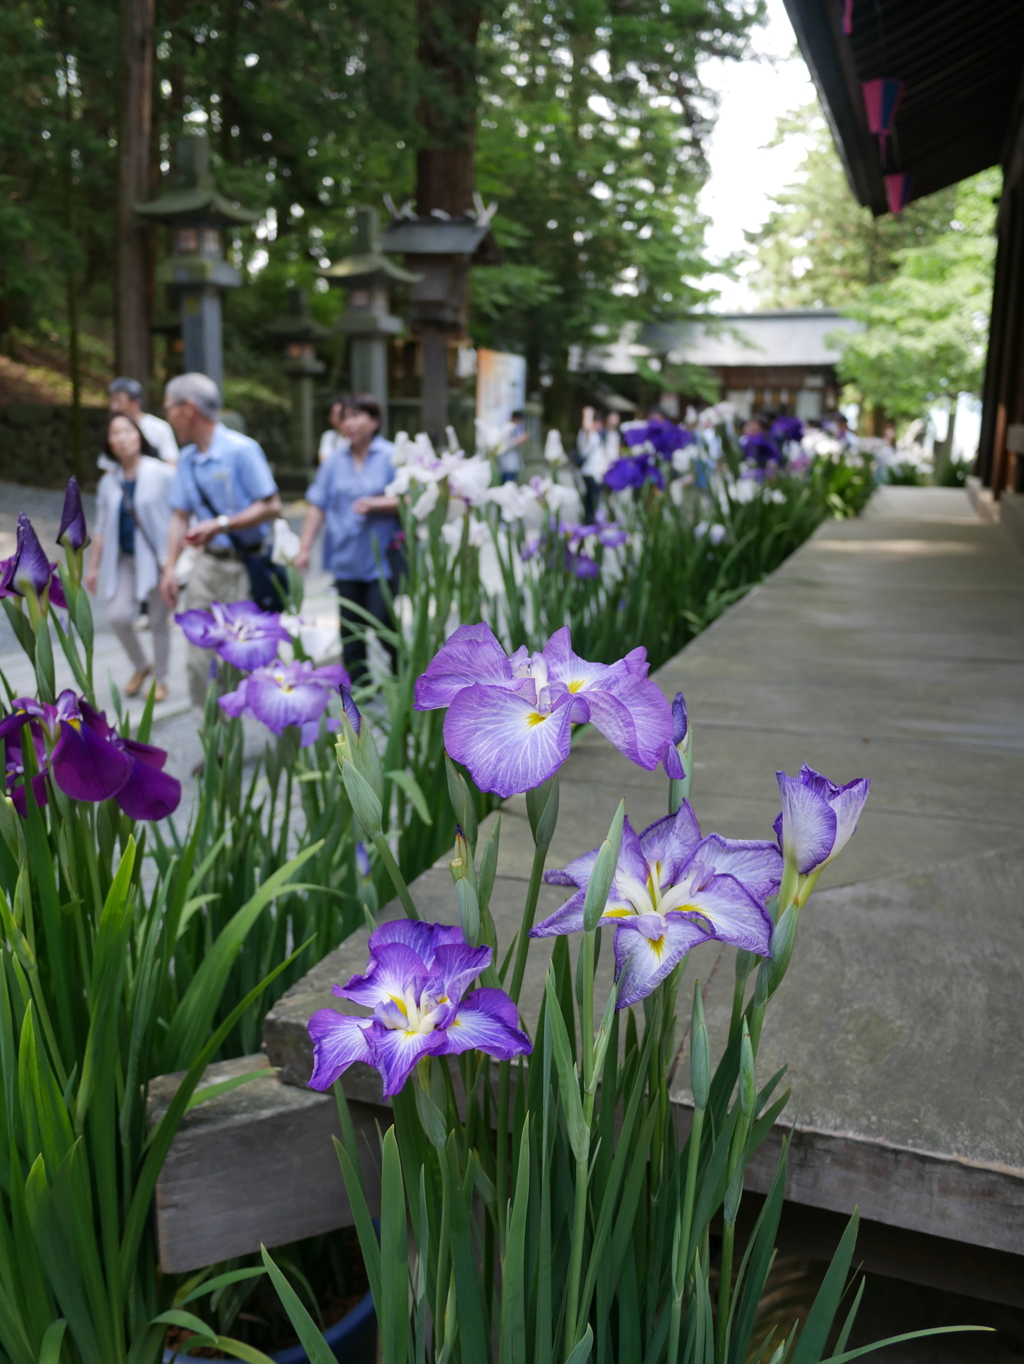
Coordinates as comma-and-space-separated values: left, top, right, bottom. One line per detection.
183, 551, 248, 708
109, 554, 172, 682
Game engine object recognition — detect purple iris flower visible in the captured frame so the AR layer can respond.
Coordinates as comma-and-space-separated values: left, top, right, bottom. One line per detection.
0, 692, 180, 819
623, 417, 695, 461
355, 841, 372, 880
57, 477, 89, 551
219, 659, 350, 746
414, 623, 673, 799
175, 601, 293, 671
774, 765, 870, 876
740, 432, 782, 469
307, 920, 531, 1097
661, 691, 688, 780
605, 455, 665, 492
532, 803, 781, 1008
770, 416, 804, 446
1, 516, 68, 611
568, 551, 599, 579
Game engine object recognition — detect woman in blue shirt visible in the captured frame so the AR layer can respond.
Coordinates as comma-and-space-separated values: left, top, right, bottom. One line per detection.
296, 394, 400, 683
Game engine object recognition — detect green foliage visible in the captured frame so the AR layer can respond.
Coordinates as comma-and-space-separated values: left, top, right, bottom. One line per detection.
1, 0, 764, 406
747, 99, 999, 423
829, 172, 999, 420
746, 101, 961, 308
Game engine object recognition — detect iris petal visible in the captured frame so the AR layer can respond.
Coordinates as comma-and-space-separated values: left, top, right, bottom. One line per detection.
443, 989, 532, 1059
51, 719, 132, 803
443, 684, 574, 798
307, 1010, 374, 1090
368, 1024, 447, 1097
414, 622, 519, 710
613, 915, 710, 1009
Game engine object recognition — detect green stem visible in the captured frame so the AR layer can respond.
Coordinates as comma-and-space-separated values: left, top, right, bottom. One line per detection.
495, 1059, 511, 1252
580, 929, 595, 1093
509, 838, 548, 1006
679, 1104, 704, 1296
565, 1153, 588, 1355
729, 972, 746, 1041
716, 1218, 736, 1364
371, 831, 420, 920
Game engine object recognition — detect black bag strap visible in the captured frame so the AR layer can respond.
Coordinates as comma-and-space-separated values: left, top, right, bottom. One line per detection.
121, 478, 164, 571
190, 461, 265, 557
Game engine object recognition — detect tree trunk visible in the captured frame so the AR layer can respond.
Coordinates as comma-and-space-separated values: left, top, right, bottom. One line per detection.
414, 0, 482, 217
116, 0, 155, 390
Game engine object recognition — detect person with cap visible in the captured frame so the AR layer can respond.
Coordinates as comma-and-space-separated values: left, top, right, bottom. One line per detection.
158, 372, 282, 709
108, 378, 179, 464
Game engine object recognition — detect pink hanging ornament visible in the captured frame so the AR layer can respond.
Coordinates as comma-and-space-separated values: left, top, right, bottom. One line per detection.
862, 78, 903, 161
843, 0, 854, 35
884, 173, 915, 215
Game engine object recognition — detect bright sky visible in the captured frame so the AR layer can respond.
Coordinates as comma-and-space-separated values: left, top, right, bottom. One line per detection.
696, 0, 816, 309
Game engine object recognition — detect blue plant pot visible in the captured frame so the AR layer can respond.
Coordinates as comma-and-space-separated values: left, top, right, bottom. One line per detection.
162, 1286, 376, 1364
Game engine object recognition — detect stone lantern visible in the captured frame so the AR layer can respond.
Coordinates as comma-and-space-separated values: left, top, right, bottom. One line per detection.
379, 211, 500, 443
264, 289, 328, 470
320, 207, 419, 435
135, 138, 260, 394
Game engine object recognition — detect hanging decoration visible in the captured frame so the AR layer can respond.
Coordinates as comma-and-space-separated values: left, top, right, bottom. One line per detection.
884, 173, 915, 215
861, 78, 903, 161
843, 0, 854, 35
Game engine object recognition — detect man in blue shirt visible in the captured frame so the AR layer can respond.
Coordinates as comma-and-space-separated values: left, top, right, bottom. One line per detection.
158, 372, 281, 707
295, 393, 399, 682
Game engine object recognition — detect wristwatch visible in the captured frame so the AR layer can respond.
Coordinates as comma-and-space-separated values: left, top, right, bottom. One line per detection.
216, 514, 231, 530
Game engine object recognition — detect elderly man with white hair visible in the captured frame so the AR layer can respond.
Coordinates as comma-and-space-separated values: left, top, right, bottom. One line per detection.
159, 372, 282, 709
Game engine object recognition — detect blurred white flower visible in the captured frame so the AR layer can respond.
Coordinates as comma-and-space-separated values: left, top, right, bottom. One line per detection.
271, 518, 301, 565
671, 446, 696, 474
486, 481, 530, 522
411, 481, 440, 520
695, 521, 727, 545
769, 489, 786, 504
449, 455, 493, 504
544, 429, 565, 465
475, 418, 515, 458
279, 613, 338, 664
732, 478, 757, 504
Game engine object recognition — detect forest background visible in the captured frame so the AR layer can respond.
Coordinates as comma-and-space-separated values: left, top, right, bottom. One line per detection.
0, 0, 1000, 443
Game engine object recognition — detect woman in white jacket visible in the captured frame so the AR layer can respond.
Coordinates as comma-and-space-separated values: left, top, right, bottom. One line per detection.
85, 414, 176, 701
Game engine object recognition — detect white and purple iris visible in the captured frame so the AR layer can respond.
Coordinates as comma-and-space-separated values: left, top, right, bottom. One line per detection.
0, 691, 181, 820
175, 600, 293, 671
219, 659, 350, 746
531, 803, 782, 1009
775, 765, 870, 879
414, 624, 674, 799
307, 921, 531, 1097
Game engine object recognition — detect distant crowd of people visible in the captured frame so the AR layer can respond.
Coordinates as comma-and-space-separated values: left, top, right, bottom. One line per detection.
86, 374, 399, 708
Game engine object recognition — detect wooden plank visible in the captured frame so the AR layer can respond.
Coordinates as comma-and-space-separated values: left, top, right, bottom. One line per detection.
149, 1055, 385, 1273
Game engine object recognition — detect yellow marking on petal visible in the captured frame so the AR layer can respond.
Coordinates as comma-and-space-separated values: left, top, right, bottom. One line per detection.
68, 719, 81, 731
389, 995, 409, 1016
525, 711, 547, 727
603, 907, 634, 918
568, 679, 585, 693
648, 936, 667, 961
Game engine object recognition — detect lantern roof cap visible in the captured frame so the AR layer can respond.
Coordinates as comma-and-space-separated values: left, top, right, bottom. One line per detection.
320, 207, 421, 286
135, 137, 260, 226
264, 288, 331, 342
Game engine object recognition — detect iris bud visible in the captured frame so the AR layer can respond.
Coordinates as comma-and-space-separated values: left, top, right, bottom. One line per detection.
341, 759, 383, 836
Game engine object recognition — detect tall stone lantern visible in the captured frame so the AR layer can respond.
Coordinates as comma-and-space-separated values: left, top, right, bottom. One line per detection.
320, 207, 419, 435
379, 213, 500, 443
264, 289, 328, 470
135, 139, 260, 394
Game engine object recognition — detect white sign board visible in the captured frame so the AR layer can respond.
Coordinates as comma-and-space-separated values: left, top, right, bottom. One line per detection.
476, 349, 527, 426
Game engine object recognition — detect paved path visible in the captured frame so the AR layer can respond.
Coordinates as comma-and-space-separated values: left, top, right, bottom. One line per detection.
146, 486, 1024, 1352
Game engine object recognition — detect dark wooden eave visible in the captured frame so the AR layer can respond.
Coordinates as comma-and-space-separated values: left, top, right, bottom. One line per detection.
783, 0, 1024, 213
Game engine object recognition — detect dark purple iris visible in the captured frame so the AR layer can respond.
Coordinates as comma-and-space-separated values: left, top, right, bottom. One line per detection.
604, 455, 665, 491
0, 691, 180, 820
740, 432, 783, 469
1, 515, 67, 611
770, 416, 804, 446
623, 416, 695, 460
57, 477, 89, 552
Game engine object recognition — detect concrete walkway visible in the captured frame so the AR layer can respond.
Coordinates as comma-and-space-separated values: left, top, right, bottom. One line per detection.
150, 487, 1024, 1350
